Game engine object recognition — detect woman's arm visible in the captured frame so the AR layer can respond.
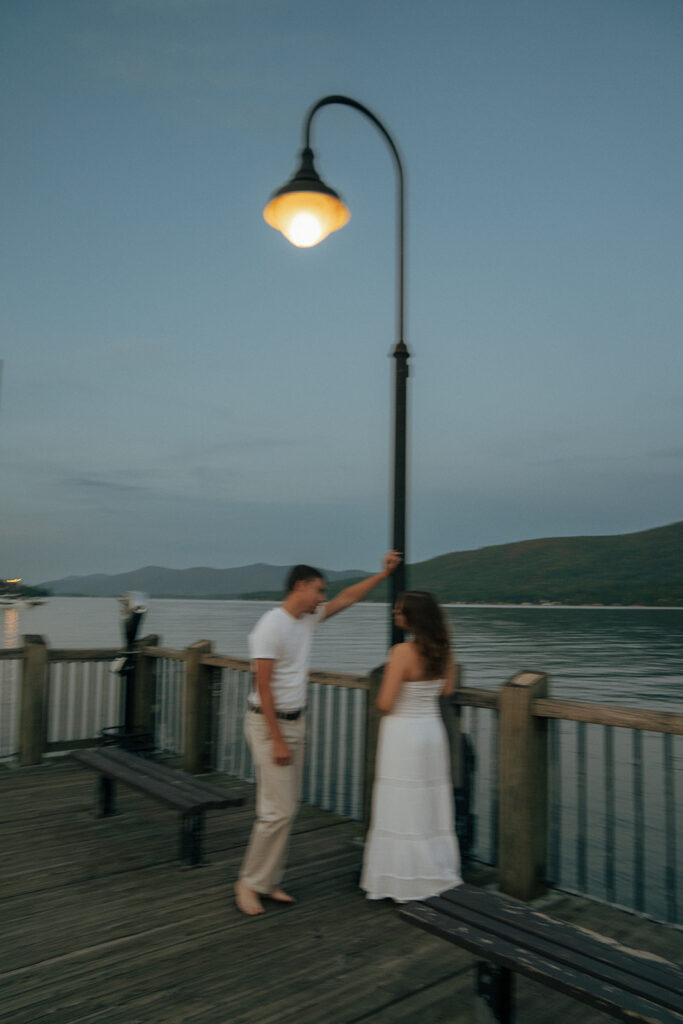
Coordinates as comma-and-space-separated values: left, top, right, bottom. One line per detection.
441, 655, 458, 697
376, 643, 411, 713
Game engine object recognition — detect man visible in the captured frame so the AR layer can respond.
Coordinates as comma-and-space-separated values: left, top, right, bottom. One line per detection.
235, 551, 402, 916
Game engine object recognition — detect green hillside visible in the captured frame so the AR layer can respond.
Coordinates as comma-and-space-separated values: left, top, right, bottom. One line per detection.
319, 521, 683, 606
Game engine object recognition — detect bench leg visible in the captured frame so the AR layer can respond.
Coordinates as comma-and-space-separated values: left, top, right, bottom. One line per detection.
96, 776, 115, 817
180, 812, 205, 868
476, 962, 514, 1024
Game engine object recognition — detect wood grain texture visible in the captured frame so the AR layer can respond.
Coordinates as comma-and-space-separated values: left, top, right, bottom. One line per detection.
2, 760, 681, 1024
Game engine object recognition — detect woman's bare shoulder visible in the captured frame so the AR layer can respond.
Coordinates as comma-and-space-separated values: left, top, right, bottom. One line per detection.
390, 640, 429, 677
388, 641, 414, 663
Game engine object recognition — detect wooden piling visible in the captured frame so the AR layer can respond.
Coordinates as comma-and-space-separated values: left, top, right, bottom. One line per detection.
498, 670, 549, 900
132, 634, 159, 741
19, 635, 48, 766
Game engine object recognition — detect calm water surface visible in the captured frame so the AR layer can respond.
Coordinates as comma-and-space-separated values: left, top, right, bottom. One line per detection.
3, 598, 681, 710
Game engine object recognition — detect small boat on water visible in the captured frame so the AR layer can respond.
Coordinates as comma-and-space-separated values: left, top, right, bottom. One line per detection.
0, 596, 48, 609
0, 582, 48, 609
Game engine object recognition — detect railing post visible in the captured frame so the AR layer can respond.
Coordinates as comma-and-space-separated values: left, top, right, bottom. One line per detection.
363, 665, 384, 833
498, 671, 548, 900
19, 635, 49, 766
183, 640, 213, 774
132, 634, 159, 742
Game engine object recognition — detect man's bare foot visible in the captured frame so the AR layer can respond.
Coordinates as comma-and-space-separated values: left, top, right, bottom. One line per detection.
266, 887, 296, 903
235, 880, 265, 916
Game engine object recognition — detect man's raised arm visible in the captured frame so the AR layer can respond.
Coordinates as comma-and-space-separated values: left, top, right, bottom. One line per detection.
322, 551, 402, 621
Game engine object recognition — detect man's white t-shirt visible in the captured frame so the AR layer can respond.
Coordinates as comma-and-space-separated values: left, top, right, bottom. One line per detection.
248, 605, 325, 712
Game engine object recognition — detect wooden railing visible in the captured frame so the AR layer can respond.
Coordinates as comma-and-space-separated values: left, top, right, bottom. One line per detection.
4, 635, 682, 924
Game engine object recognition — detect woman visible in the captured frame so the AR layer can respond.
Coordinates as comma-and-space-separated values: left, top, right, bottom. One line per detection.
360, 590, 463, 902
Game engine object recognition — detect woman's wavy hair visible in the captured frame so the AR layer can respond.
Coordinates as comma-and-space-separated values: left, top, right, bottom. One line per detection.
396, 590, 451, 678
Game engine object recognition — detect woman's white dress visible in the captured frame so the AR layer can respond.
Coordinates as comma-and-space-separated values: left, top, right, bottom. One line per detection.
360, 678, 462, 902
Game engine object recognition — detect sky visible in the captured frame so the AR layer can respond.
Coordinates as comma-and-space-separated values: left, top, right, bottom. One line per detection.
1, 0, 682, 584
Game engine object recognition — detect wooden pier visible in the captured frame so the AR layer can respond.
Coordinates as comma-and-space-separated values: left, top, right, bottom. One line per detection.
2, 759, 681, 1024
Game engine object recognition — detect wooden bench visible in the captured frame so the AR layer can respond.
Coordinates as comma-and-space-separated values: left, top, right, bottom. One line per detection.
399, 883, 683, 1023
72, 746, 244, 868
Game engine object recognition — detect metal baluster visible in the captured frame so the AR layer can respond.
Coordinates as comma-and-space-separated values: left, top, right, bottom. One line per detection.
351, 688, 365, 820
222, 667, 232, 770
208, 666, 221, 769
67, 663, 78, 742
155, 660, 164, 750
468, 706, 480, 862
226, 669, 238, 776
158, 659, 167, 749
77, 660, 87, 738
214, 667, 226, 773
577, 721, 587, 893
663, 732, 677, 924
93, 661, 104, 738
604, 725, 615, 904
322, 684, 334, 809
176, 661, 184, 752
308, 682, 321, 804
548, 718, 561, 885
336, 686, 348, 815
490, 710, 498, 865
48, 661, 60, 744
632, 729, 644, 912
238, 671, 251, 780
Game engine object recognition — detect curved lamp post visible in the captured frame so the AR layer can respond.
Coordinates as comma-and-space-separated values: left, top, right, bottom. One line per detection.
263, 95, 409, 646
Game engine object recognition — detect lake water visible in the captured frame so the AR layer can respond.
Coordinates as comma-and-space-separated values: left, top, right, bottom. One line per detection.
4, 597, 682, 710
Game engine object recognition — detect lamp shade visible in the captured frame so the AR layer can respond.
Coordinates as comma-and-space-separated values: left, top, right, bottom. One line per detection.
263, 147, 350, 247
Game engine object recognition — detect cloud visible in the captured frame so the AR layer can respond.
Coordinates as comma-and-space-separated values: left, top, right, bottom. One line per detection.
62, 475, 147, 492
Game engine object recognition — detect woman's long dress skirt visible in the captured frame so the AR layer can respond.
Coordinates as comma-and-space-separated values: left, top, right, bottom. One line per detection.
360, 679, 462, 902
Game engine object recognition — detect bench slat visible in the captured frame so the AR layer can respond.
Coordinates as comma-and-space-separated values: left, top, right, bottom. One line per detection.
438, 885, 683, 997
426, 892, 683, 1015
91, 747, 243, 809
400, 902, 683, 1024
72, 750, 200, 812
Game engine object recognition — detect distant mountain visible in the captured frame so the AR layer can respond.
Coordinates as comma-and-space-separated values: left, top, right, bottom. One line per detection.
321, 521, 683, 607
39, 563, 370, 598
37, 521, 683, 605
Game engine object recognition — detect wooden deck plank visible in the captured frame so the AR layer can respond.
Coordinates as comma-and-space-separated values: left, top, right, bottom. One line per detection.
1, 760, 681, 1024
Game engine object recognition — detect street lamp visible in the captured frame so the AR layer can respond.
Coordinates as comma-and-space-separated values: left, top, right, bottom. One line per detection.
263, 95, 409, 646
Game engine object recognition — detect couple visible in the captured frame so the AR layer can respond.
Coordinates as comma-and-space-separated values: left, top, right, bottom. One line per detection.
234, 552, 462, 916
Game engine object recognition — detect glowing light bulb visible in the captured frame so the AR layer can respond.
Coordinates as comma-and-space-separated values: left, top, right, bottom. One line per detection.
287, 212, 325, 247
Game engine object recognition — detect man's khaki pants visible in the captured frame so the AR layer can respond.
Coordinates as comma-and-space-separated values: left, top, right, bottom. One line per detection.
239, 710, 306, 894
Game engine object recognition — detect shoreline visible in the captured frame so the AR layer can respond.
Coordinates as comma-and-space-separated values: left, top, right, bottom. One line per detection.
16, 595, 683, 611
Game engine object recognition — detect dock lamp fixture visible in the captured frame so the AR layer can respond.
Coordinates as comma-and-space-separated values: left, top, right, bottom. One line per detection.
263, 95, 409, 646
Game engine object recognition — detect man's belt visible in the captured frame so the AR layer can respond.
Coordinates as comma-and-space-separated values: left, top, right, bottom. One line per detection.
248, 705, 305, 721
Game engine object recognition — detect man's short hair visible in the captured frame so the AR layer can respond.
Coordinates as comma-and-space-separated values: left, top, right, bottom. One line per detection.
286, 564, 325, 594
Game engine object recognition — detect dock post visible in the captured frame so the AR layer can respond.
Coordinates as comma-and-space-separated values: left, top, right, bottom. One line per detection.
498, 671, 549, 900
19, 635, 49, 766
183, 640, 213, 774
132, 634, 159, 746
